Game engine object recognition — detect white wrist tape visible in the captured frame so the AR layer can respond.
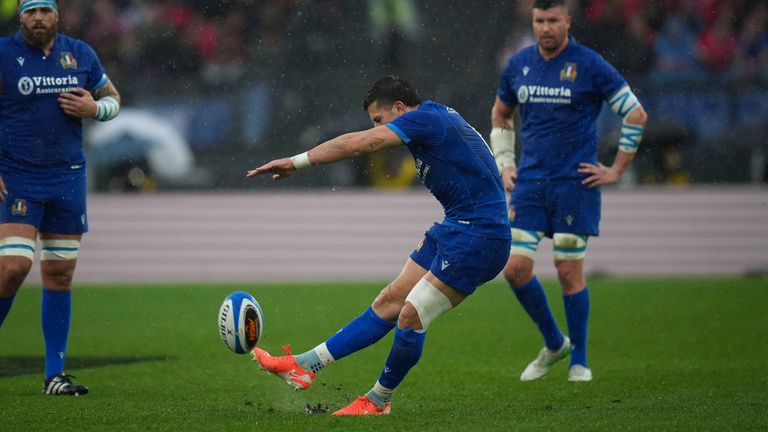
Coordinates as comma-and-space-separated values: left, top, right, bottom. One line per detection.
405, 278, 453, 330
290, 151, 311, 170
94, 96, 120, 121
618, 121, 644, 153
489, 127, 516, 173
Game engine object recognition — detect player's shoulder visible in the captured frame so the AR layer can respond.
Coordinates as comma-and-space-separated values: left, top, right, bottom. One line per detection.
56, 33, 98, 56
0, 36, 14, 50
506, 44, 538, 68
568, 38, 611, 66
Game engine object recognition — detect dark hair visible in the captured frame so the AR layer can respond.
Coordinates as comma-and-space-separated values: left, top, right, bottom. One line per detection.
533, 0, 566, 9
363, 75, 421, 111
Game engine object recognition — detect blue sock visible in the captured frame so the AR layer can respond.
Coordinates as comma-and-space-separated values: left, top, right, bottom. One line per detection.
324, 306, 396, 361
41, 288, 71, 380
0, 293, 16, 327
564, 287, 590, 367
376, 328, 426, 393
512, 276, 564, 351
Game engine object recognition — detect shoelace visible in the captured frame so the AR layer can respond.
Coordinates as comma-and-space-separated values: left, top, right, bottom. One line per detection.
52, 373, 77, 385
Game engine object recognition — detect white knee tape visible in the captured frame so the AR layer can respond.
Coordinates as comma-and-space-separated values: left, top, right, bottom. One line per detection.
0, 236, 36, 261
405, 278, 453, 330
553, 233, 588, 261
40, 239, 80, 261
510, 228, 544, 259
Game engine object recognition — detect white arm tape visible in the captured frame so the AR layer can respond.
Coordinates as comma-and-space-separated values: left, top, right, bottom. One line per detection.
489, 127, 516, 173
290, 151, 311, 170
608, 86, 643, 153
40, 239, 80, 261
607, 85, 640, 118
405, 278, 453, 330
94, 96, 120, 121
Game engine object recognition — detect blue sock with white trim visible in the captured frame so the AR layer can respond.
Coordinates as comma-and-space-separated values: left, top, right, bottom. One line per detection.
564, 287, 590, 367
373, 327, 426, 403
41, 288, 71, 380
295, 307, 395, 373
512, 276, 565, 351
0, 293, 16, 327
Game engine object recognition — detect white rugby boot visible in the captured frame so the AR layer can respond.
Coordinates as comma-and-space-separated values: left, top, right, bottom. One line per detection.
520, 336, 571, 381
568, 364, 593, 382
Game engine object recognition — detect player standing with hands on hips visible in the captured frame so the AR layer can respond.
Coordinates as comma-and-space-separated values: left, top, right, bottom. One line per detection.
0, 0, 121, 395
248, 75, 511, 415
490, 0, 647, 382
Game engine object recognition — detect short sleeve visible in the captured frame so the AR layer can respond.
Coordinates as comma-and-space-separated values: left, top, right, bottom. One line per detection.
387, 110, 444, 145
497, 60, 519, 108
78, 41, 107, 92
590, 53, 627, 101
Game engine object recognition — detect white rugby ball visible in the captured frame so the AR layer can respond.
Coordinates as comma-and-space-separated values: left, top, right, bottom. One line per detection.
218, 291, 264, 354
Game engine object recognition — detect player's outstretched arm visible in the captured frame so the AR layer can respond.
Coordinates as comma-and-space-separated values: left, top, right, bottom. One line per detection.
247, 125, 402, 181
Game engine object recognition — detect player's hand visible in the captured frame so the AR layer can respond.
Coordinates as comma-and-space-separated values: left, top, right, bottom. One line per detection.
246, 158, 297, 181
501, 166, 517, 192
58, 88, 97, 118
0, 176, 7, 202
578, 162, 621, 188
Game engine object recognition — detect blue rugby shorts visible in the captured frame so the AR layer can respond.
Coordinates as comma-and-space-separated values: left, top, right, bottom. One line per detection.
0, 165, 88, 235
410, 222, 510, 294
509, 179, 600, 237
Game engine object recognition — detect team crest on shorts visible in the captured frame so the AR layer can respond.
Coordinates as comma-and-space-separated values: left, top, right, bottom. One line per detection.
60, 52, 78, 70
560, 63, 577, 82
11, 199, 27, 216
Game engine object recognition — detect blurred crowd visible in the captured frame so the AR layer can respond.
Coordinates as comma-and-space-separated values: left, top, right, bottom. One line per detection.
500, 0, 768, 87
1, 0, 766, 187
2, 0, 299, 99
2, 0, 764, 92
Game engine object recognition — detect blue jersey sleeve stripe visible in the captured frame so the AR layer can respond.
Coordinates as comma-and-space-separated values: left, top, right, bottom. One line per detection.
94, 73, 109, 90
386, 124, 411, 144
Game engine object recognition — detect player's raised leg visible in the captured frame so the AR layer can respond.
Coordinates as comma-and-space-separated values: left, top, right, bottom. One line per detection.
333, 274, 463, 416
553, 233, 592, 382
0, 224, 36, 327
39, 232, 88, 395
504, 229, 569, 381
252, 259, 426, 390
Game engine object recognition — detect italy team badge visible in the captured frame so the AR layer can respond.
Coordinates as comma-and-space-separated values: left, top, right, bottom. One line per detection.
11, 199, 27, 216
560, 63, 577, 82
60, 52, 77, 70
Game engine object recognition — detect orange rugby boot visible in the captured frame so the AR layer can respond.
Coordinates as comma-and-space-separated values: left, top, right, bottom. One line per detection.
331, 395, 391, 416
252, 344, 315, 390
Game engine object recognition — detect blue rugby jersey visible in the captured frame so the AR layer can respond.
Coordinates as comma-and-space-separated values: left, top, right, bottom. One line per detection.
0, 32, 107, 169
497, 36, 626, 181
387, 100, 510, 239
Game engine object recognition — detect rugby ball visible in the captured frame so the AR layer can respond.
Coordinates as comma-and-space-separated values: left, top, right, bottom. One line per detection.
218, 291, 264, 354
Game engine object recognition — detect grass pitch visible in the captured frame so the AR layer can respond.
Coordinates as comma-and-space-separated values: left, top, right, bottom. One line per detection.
0, 277, 766, 431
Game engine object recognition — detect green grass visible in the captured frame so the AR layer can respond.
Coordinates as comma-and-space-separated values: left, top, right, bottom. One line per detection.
1, 277, 766, 431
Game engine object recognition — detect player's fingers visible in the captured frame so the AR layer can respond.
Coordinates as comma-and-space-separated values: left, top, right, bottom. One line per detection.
69, 87, 88, 96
